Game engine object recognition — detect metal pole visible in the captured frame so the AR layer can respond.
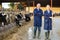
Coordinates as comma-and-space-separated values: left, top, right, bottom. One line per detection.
0, 2, 2, 10
33, 1, 35, 7
51, 0, 52, 7
27, 0, 30, 13
33, 1, 35, 9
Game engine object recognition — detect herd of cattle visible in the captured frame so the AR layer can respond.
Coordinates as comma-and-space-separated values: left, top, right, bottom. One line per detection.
15, 13, 33, 26
0, 11, 60, 27
53, 13, 60, 17
0, 12, 33, 27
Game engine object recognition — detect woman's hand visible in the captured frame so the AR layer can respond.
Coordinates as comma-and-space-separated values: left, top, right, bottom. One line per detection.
50, 17, 53, 18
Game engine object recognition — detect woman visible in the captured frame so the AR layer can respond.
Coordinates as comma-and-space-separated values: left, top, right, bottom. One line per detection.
44, 5, 52, 40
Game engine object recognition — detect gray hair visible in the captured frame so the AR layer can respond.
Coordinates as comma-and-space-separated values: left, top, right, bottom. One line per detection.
37, 3, 41, 6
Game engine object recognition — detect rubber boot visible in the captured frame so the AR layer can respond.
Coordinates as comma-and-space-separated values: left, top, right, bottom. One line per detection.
48, 31, 50, 40
45, 32, 48, 40
33, 33, 36, 38
38, 31, 41, 39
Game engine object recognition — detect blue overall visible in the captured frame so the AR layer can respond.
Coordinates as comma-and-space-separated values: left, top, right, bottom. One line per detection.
33, 8, 43, 35
44, 10, 52, 30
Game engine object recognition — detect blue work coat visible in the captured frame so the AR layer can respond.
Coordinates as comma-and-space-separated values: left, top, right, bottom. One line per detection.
33, 8, 43, 27
44, 10, 52, 30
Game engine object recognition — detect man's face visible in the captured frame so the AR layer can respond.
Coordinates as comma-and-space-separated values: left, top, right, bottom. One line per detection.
37, 4, 41, 9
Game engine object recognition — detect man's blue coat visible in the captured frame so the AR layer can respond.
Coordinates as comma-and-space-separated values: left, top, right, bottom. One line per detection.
33, 8, 43, 27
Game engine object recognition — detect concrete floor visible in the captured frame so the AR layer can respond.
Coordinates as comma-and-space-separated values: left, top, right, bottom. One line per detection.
3, 17, 60, 40
26, 17, 60, 40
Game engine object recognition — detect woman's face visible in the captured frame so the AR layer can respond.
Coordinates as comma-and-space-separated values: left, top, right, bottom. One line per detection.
46, 5, 50, 10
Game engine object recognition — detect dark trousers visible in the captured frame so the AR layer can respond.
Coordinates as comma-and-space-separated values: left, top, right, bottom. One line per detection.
34, 26, 41, 37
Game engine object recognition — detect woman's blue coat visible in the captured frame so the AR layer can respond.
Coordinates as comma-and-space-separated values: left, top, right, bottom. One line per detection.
33, 8, 43, 27
44, 10, 52, 30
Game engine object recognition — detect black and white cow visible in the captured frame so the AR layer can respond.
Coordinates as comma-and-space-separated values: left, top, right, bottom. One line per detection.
15, 13, 23, 26
0, 13, 7, 26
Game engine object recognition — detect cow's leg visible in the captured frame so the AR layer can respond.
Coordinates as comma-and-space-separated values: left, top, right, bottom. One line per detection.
2, 22, 4, 27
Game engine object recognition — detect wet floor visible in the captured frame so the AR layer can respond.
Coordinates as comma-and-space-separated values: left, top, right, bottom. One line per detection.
3, 17, 60, 40
26, 17, 60, 40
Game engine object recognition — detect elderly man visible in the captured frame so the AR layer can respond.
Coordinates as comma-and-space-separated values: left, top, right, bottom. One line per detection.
33, 3, 43, 39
